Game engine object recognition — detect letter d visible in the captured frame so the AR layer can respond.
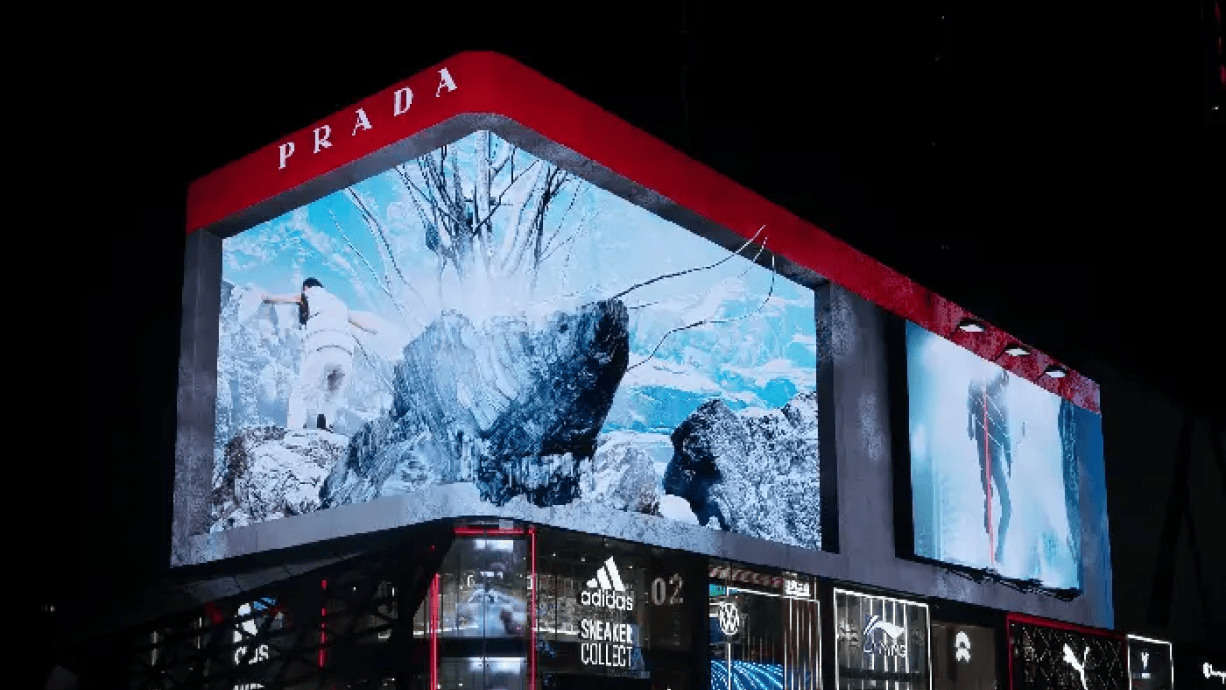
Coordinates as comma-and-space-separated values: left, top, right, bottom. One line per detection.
394, 86, 414, 116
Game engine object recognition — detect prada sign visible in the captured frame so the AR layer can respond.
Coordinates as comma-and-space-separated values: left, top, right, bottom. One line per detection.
1006, 613, 1126, 690
833, 588, 931, 690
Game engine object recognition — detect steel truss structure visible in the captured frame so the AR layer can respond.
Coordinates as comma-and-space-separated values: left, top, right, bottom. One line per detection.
116, 526, 454, 690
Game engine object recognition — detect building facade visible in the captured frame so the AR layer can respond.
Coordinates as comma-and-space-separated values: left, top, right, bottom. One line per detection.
79, 52, 1188, 690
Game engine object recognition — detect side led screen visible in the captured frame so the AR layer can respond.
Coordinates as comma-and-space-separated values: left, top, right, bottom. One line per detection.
905, 321, 1106, 590
1007, 616, 1125, 690
1126, 635, 1173, 690
930, 622, 998, 690
833, 588, 931, 690
175, 128, 824, 565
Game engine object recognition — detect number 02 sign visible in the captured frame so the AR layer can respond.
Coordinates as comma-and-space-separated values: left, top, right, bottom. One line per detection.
650, 575, 684, 606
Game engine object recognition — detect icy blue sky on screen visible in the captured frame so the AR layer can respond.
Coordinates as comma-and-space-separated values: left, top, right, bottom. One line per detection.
221, 130, 818, 430
907, 322, 1081, 589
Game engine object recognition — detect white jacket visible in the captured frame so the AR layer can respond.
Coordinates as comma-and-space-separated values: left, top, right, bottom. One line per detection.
302, 286, 354, 358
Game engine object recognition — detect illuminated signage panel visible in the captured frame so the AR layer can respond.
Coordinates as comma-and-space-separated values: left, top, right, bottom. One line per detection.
1006, 613, 1125, 690
930, 622, 998, 690
1125, 635, 1173, 690
833, 588, 931, 690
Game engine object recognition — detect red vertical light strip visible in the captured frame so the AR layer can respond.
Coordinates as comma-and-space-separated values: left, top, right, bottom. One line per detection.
983, 391, 995, 565
430, 573, 440, 690
529, 525, 537, 690
319, 579, 328, 668
1006, 621, 1017, 690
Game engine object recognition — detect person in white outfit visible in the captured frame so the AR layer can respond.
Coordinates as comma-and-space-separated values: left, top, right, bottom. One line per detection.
262, 278, 378, 431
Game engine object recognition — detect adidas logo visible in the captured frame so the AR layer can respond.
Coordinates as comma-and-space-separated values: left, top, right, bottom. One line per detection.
580, 557, 634, 611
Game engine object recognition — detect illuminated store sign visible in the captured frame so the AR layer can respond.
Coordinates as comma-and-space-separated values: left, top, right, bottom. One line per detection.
711, 568, 821, 690
833, 588, 931, 690
581, 557, 635, 611
1007, 613, 1126, 690
931, 622, 997, 690
1205, 662, 1226, 684
1125, 634, 1173, 690
785, 579, 813, 598
577, 555, 640, 669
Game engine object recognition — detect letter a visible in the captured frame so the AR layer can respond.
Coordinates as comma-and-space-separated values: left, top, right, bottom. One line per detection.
278, 141, 295, 170
394, 86, 413, 116
352, 108, 373, 135
436, 68, 457, 96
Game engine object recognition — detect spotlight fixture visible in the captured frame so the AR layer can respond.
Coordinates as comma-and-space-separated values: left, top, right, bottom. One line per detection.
1043, 365, 1067, 378
1004, 344, 1030, 357
957, 318, 986, 333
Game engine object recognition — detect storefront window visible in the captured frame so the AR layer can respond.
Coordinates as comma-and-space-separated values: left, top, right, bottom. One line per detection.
534, 527, 702, 690
833, 588, 931, 690
930, 621, 997, 690
408, 530, 532, 690
709, 561, 821, 690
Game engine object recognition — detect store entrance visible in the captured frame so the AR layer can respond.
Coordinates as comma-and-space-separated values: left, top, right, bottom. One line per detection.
709, 579, 821, 690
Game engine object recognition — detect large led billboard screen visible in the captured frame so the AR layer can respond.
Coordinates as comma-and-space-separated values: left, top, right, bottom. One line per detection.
175, 125, 826, 566
905, 321, 1107, 591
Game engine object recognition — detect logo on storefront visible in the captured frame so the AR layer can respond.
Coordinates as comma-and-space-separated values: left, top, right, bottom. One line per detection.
784, 579, 811, 598
581, 557, 633, 611
1206, 662, 1226, 684
718, 602, 741, 636
1063, 644, 1090, 690
955, 631, 972, 662
840, 614, 909, 657
233, 603, 270, 666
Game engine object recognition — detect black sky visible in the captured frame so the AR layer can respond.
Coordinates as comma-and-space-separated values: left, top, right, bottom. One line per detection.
24, 0, 1223, 654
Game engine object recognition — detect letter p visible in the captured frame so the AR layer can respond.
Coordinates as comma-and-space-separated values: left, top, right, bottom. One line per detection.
278, 141, 295, 170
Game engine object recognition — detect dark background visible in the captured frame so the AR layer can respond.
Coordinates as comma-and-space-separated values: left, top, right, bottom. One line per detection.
24, 0, 1224, 683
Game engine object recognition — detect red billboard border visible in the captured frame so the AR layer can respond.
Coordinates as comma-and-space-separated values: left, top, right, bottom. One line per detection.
186, 51, 1100, 413
1004, 612, 1126, 690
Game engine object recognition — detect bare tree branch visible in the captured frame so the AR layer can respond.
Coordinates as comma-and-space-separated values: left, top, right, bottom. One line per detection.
602, 225, 767, 303
625, 249, 777, 374
327, 210, 423, 328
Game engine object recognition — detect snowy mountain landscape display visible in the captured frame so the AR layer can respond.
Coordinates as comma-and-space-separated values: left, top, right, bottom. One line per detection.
210, 130, 822, 550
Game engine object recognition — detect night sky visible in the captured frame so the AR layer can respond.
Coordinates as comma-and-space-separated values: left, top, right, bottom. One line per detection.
22, 3, 1223, 678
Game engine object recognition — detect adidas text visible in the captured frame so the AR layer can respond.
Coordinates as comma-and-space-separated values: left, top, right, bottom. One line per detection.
580, 588, 634, 611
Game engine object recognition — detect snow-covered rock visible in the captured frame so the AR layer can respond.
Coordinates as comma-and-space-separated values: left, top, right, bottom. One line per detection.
662, 391, 821, 549
583, 441, 661, 514
211, 426, 348, 530
321, 299, 630, 509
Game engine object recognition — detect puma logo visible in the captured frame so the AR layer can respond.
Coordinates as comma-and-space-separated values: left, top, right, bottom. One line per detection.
1063, 643, 1090, 690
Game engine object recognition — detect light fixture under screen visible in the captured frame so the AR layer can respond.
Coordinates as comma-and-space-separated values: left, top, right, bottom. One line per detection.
957, 319, 986, 333
1004, 344, 1030, 357
1043, 365, 1067, 378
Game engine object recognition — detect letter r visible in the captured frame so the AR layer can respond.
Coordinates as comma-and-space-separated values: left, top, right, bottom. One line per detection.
313, 125, 332, 153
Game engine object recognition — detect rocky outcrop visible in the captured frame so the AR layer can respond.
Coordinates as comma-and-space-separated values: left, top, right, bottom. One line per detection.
321, 300, 630, 509
662, 391, 820, 548
211, 426, 349, 531
583, 441, 662, 515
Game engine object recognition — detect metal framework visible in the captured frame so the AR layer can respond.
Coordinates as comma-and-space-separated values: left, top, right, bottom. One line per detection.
118, 528, 453, 690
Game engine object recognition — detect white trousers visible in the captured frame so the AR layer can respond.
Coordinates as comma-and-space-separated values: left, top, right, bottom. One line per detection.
287, 348, 352, 430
